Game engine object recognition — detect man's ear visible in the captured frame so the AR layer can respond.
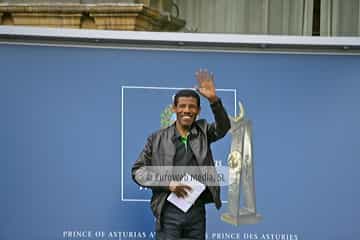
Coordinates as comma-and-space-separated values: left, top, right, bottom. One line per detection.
172, 104, 176, 113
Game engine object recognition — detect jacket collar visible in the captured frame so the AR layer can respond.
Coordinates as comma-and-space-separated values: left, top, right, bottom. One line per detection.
170, 121, 199, 142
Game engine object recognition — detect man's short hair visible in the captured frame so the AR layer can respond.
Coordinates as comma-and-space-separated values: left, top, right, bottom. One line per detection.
173, 89, 200, 107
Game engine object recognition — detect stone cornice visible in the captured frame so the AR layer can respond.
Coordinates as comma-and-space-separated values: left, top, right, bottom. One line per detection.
0, 3, 185, 31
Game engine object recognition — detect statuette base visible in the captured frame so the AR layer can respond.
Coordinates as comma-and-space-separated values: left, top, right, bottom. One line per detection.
221, 209, 262, 226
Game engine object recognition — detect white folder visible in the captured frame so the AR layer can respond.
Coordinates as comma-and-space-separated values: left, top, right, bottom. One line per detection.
167, 174, 206, 213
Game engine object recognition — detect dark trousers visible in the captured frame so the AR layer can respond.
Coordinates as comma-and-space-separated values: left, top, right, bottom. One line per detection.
156, 200, 206, 240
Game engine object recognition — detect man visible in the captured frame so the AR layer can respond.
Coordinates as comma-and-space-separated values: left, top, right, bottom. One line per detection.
132, 69, 230, 239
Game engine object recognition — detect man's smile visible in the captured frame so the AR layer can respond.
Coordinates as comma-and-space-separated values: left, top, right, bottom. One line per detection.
181, 115, 193, 120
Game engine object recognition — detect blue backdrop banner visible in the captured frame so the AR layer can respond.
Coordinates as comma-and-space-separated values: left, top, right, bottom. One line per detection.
1, 43, 359, 240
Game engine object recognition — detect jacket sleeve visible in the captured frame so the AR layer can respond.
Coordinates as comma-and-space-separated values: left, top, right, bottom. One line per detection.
131, 134, 170, 192
206, 98, 231, 143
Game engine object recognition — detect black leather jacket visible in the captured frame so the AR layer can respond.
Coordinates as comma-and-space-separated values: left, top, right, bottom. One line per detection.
132, 99, 230, 230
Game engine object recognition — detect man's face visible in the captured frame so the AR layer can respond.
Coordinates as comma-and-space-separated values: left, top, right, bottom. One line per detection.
172, 96, 200, 129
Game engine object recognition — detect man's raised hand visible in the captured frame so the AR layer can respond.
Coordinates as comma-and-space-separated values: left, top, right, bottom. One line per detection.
195, 69, 218, 103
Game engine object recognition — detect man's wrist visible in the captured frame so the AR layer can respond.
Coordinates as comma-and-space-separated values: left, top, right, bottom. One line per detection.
169, 181, 177, 192
208, 96, 219, 104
